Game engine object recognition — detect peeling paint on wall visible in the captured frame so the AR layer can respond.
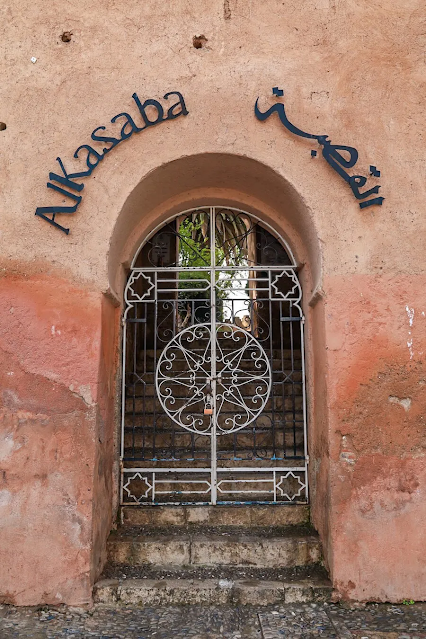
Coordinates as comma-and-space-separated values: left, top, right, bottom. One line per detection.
406, 305, 415, 359
388, 395, 411, 412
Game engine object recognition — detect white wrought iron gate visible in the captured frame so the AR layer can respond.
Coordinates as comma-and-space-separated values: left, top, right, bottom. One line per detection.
121, 207, 308, 505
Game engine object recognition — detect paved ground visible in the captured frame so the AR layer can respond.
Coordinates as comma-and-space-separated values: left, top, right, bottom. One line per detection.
0, 602, 425, 638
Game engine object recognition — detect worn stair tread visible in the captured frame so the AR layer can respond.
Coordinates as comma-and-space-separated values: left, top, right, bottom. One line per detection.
100, 563, 329, 583
107, 526, 322, 568
108, 524, 318, 541
94, 573, 332, 605
121, 504, 309, 527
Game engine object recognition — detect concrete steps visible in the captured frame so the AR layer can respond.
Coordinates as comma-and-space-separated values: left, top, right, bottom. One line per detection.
142, 348, 301, 361
107, 526, 321, 568
95, 505, 332, 605
94, 565, 331, 606
122, 426, 305, 452
122, 504, 309, 527
125, 395, 303, 415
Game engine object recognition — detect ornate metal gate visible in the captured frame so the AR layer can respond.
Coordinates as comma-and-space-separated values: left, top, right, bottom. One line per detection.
121, 207, 308, 505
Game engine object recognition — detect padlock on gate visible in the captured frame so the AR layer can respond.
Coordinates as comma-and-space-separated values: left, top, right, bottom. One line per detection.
204, 393, 213, 415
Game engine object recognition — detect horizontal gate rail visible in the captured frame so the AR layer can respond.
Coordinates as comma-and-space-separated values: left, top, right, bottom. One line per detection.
121, 465, 308, 506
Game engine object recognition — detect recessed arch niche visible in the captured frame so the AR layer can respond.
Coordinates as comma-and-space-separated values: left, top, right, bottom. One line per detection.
103, 152, 330, 575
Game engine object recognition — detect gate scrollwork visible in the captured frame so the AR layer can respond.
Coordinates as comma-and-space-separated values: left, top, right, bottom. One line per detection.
156, 323, 271, 435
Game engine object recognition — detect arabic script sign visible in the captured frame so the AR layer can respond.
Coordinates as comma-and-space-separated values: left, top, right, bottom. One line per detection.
255, 88, 384, 209
35, 90, 188, 234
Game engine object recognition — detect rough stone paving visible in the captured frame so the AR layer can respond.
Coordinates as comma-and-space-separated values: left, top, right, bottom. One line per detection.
0, 602, 425, 638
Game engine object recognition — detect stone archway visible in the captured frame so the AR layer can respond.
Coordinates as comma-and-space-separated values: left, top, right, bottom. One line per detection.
101, 152, 330, 574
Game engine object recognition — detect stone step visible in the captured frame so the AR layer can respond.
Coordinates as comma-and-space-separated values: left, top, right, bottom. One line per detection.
122, 429, 305, 452
135, 363, 303, 377
125, 382, 304, 399
121, 461, 307, 474
122, 504, 309, 527
145, 344, 302, 353
94, 565, 332, 606
137, 355, 302, 366
121, 458, 307, 471
143, 348, 302, 360
107, 526, 321, 568
125, 396, 304, 414
130, 374, 303, 387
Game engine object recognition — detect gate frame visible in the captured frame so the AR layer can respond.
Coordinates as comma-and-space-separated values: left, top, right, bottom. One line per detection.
120, 206, 309, 506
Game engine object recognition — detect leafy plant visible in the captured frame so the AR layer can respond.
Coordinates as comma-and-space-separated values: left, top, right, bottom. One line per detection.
177, 210, 251, 299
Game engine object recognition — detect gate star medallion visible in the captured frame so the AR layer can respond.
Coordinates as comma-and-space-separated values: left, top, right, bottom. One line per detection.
156, 323, 271, 435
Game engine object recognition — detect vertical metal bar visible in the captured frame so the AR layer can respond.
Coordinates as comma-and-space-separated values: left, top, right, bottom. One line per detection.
279, 300, 286, 459
289, 302, 297, 457
300, 316, 308, 461
273, 470, 277, 503
120, 319, 127, 462
171, 408, 176, 460
142, 379, 146, 460
142, 303, 147, 460
269, 298, 276, 459
191, 431, 195, 459
143, 302, 147, 378
231, 297, 237, 461
171, 298, 176, 461
153, 272, 158, 460
132, 311, 137, 458
210, 206, 217, 505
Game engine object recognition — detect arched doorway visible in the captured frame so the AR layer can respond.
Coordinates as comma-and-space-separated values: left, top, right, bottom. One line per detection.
120, 206, 308, 506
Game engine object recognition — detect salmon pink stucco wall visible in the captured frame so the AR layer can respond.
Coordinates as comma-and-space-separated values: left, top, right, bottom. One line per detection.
1, 0, 426, 605
0, 274, 116, 605
324, 274, 426, 601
